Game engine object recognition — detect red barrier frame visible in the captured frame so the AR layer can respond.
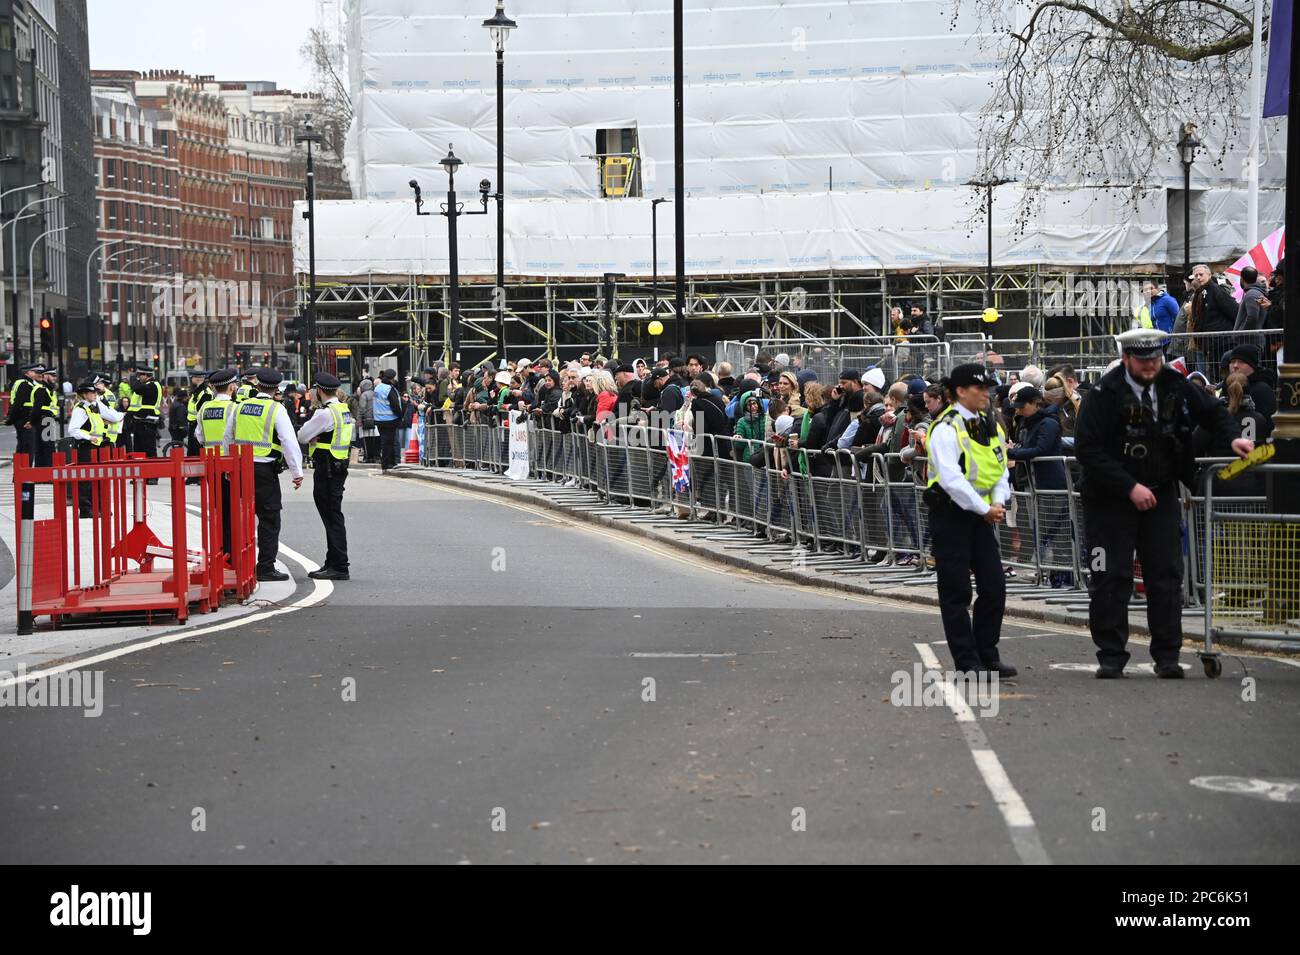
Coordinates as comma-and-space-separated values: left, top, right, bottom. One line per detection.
11, 444, 258, 633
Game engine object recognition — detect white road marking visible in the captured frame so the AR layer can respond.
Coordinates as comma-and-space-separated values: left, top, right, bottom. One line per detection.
629, 652, 737, 659
0, 542, 330, 687
915, 641, 1051, 865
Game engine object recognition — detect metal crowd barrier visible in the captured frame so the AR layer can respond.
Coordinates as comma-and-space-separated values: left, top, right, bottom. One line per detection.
1200, 463, 1300, 675
420, 420, 1290, 630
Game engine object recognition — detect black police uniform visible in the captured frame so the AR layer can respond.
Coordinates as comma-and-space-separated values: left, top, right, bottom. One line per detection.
5, 371, 38, 458
187, 382, 211, 457
130, 376, 163, 459
30, 379, 58, 467
1074, 364, 1241, 671
305, 374, 351, 575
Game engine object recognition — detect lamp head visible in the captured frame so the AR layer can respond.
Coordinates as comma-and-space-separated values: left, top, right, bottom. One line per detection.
439, 145, 462, 179
482, 2, 517, 53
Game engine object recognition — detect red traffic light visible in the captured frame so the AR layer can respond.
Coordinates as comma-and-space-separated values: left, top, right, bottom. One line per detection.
39, 317, 52, 330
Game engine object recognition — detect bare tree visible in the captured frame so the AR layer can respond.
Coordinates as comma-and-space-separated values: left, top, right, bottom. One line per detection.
301, 26, 352, 159
955, 0, 1265, 228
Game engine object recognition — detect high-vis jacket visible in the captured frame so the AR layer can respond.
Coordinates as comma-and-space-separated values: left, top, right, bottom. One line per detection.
306, 401, 354, 461
199, 396, 236, 452
925, 403, 1010, 511
233, 396, 282, 459
97, 395, 125, 443
68, 402, 106, 445
128, 381, 162, 415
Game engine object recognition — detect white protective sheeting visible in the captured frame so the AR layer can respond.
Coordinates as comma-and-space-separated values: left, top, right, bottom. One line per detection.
293, 185, 1169, 278
337, 0, 1286, 274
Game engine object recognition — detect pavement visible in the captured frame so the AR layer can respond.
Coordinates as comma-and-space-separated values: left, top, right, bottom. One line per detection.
0, 467, 1297, 864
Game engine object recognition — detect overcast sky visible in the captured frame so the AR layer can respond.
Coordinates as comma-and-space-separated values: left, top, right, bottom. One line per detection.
89, 0, 321, 93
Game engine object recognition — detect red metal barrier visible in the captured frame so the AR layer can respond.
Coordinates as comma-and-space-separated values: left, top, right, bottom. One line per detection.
11, 444, 257, 634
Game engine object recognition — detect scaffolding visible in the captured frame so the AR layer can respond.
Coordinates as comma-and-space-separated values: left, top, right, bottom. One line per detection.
300, 263, 1171, 375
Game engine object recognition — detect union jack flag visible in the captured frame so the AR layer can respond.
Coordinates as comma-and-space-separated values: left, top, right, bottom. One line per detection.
666, 428, 691, 493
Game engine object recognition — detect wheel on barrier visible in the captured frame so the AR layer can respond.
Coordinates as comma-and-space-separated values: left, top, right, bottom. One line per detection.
1201, 654, 1223, 679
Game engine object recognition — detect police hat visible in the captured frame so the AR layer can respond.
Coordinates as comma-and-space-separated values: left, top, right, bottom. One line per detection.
20, 362, 44, 373
189, 368, 207, 378
947, 363, 995, 389
1223, 343, 1262, 370
255, 367, 283, 387
137, 367, 154, 377
208, 367, 237, 387
242, 367, 260, 380
314, 372, 342, 390
74, 379, 96, 393
1116, 327, 1168, 358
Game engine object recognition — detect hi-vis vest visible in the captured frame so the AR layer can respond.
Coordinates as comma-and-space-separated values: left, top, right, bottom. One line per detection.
309, 401, 354, 461
187, 386, 209, 423
128, 381, 161, 414
26, 382, 58, 418
200, 397, 234, 450
77, 402, 105, 444
235, 383, 254, 403
1133, 302, 1154, 329
925, 404, 1008, 502
103, 403, 122, 442
232, 395, 281, 459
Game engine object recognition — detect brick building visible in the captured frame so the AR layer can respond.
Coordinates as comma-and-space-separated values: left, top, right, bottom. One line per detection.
89, 70, 348, 372
90, 83, 181, 371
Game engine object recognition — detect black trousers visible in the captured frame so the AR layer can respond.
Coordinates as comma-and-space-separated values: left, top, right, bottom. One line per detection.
253, 463, 283, 572
27, 417, 53, 467
378, 420, 399, 470
74, 441, 95, 515
187, 428, 201, 457
929, 502, 1006, 670
1084, 486, 1184, 668
132, 415, 159, 458
312, 453, 349, 570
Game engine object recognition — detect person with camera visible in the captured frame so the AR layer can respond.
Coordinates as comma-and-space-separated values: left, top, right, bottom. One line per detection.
296, 372, 355, 581
924, 363, 1015, 677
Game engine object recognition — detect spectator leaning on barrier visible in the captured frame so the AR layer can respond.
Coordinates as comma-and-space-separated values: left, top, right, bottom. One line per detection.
1193, 372, 1273, 498
1007, 385, 1071, 587
1222, 343, 1277, 419
1187, 263, 1237, 373
1233, 266, 1269, 345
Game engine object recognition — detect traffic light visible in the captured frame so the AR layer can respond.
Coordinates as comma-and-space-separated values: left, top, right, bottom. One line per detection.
235, 348, 250, 368
39, 315, 53, 355
284, 311, 308, 355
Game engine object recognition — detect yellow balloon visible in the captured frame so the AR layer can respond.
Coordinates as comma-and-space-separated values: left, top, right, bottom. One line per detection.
648, 320, 664, 336
982, 307, 1000, 324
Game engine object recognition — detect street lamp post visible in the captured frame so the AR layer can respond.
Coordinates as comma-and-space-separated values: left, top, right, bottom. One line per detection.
7, 191, 62, 360
1177, 122, 1201, 283
673, 0, 686, 357
0, 181, 42, 342
27, 225, 66, 373
295, 120, 324, 380
483, 1, 517, 369
651, 198, 668, 338
602, 272, 625, 358
410, 146, 490, 365
965, 177, 1014, 311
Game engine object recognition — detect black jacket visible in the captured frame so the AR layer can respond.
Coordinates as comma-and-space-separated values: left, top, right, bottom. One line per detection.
1075, 365, 1239, 499
1243, 367, 1277, 419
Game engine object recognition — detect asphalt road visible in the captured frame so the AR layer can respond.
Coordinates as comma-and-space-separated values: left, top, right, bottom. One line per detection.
1, 471, 1297, 864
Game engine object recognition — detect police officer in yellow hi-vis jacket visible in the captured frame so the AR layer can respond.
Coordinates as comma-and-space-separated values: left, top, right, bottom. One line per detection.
197, 367, 239, 557
924, 362, 1016, 677
67, 381, 108, 518
225, 367, 303, 582
296, 371, 354, 580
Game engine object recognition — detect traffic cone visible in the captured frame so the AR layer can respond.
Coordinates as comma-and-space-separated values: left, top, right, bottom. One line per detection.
403, 423, 420, 463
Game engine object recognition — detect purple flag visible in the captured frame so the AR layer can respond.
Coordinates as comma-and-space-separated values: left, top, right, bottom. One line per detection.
1264, 0, 1291, 117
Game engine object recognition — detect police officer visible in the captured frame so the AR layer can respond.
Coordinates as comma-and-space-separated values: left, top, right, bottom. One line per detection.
227, 366, 303, 582
127, 366, 163, 465
924, 362, 1016, 677
67, 380, 108, 518
235, 368, 258, 404
92, 375, 126, 447
28, 367, 61, 467
185, 369, 210, 456
198, 367, 239, 556
296, 371, 353, 580
1075, 328, 1253, 679
5, 363, 43, 458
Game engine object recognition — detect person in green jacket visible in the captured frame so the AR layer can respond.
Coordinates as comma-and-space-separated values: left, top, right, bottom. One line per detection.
732, 391, 769, 462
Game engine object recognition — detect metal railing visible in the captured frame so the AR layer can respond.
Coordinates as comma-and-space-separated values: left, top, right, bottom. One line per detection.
420, 418, 1289, 637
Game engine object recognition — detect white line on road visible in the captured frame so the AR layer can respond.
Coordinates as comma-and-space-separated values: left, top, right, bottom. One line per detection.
0, 542, 330, 687
915, 641, 1051, 865
629, 652, 737, 658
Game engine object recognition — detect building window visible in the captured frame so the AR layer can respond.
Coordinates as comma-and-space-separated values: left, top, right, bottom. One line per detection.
105, 158, 116, 187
